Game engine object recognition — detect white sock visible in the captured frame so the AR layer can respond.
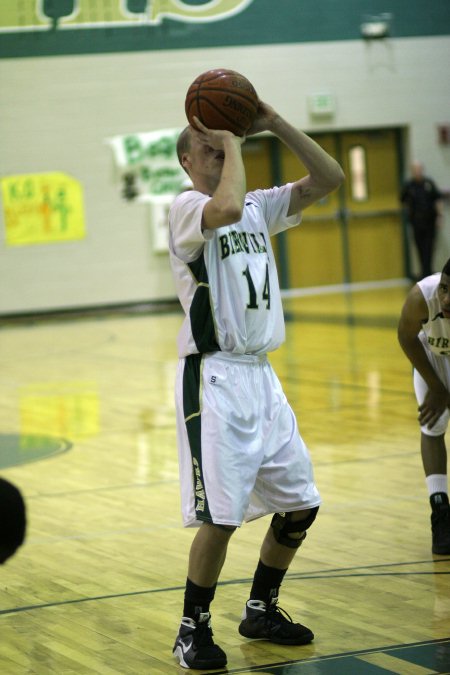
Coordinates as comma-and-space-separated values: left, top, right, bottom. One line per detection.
425, 474, 448, 496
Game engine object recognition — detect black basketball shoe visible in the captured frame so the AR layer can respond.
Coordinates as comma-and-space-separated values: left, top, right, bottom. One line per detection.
173, 612, 227, 670
431, 501, 450, 555
238, 597, 314, 645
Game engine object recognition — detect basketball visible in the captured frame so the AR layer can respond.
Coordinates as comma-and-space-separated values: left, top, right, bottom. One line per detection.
185, 68, 259, 136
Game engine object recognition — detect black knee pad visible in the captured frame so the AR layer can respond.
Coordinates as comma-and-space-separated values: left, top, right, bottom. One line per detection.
270, 507, 319, 549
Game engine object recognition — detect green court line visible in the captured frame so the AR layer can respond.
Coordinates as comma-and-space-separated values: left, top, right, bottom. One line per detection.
211, 638, 450, 674
0, 559, 448, 616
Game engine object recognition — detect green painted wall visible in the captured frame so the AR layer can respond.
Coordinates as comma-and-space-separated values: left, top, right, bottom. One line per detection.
0, 0, 449, 59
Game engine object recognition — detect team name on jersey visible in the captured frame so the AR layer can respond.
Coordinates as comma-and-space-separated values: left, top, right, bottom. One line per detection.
428, 336, 449, 349
219, 230, 267, 260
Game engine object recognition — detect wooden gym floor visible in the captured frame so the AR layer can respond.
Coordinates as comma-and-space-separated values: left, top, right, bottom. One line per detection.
0, 284, 449, 674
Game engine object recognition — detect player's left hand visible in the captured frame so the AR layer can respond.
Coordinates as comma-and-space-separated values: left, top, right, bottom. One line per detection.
418, 384, 450, 429
246, 101, 279, 136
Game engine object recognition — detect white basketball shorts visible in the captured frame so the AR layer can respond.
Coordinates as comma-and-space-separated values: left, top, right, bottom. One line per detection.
414, 336, 450, 437
175, 351, 321, 527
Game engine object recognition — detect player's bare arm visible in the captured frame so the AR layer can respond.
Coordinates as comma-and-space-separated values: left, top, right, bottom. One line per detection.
398, 284, 450, 428
189, 117, 246, 231
247, 101, 344, 214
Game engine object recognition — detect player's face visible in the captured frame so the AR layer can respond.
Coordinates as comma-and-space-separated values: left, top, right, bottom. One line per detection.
184, 133, 224, 184
438, 273, 450, 318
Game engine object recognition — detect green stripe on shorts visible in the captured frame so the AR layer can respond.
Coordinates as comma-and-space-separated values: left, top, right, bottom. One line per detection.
183, 354, 212, 522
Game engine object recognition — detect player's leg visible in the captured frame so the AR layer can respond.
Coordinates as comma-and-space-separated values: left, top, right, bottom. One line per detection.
421, 431, 447, 476
239, 508, 318, 645
414, 366, 450, 554
182, 522, 235, 633
421, 431, 450, 554
187, 522, 234, 587
173, 354, 261, 669
173, 523, 235, 670
261, 507, 318, 569
173, 355, 233, 669
239, 361, 320, 645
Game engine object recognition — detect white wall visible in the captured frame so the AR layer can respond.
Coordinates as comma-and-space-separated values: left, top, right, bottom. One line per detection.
1, 36, 449, 314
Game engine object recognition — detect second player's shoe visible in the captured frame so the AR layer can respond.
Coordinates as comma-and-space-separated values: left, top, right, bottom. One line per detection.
431, 502, 450, 555
238, 597, 314, 645
173, 612, 227, 670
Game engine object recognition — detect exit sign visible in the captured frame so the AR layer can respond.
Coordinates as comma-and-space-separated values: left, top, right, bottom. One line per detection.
308, 93, 336, 117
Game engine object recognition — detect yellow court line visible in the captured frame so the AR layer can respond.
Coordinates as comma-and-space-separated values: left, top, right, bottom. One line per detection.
358, 652, 438, 674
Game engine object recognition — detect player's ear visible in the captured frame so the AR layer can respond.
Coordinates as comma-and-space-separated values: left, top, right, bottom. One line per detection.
181, 153, 191, 171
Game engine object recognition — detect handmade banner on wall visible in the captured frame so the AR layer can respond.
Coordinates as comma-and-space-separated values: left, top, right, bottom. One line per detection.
107, 127, 185, 198
1, 172, 86, 246
107, 127, 190, 252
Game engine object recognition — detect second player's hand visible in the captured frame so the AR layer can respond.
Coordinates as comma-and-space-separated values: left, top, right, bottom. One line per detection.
418, 385, 450, 429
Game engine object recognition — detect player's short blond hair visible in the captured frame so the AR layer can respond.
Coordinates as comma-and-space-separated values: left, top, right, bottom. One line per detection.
176, 126, 191, 172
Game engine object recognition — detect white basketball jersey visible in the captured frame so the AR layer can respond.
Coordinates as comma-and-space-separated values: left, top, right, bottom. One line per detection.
169, 184, 300, 357
418, 273, 450, 357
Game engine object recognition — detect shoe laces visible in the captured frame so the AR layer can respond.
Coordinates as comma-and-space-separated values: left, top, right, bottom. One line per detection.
266, 598, 294, 625
193, 613, 215, 647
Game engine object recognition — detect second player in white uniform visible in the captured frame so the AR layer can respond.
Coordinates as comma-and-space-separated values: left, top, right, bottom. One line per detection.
398, 259, 450, 557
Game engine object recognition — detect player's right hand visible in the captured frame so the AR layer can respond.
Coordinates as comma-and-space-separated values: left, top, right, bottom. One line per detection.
191, 116, 245, 148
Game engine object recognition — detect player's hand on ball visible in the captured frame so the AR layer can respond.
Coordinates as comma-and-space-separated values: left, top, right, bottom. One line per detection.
246, 101, 279, 136
191, 116, 245, 148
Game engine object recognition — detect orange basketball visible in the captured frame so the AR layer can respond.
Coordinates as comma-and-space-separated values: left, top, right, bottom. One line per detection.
185, 68, 259, 136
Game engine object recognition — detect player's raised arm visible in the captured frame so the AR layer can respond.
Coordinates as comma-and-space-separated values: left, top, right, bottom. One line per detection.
247, 101, 345, 214
178, 118, 246, 230
195, 118, 246, 231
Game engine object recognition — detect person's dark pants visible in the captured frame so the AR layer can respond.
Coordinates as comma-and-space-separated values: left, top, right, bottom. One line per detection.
412, 222, 437, 279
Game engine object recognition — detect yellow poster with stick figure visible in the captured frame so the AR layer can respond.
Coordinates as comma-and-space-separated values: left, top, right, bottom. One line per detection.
1, 172, 85, 245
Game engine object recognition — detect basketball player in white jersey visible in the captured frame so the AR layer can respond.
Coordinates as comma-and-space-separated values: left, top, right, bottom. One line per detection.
398, 258, 450, 556
169, 102, 344, 670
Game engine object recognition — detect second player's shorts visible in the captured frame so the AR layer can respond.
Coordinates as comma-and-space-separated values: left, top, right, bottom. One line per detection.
175, 351, 321, 527
414, 334, 450, 436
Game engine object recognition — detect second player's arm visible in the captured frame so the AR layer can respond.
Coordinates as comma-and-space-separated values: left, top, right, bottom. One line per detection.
398, 284, 450, 427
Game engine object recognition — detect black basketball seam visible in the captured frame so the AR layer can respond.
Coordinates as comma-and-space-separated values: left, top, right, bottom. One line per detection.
195, 86, 201, 120
186, 86, 258, 111
193, 97, 248, 133
195, 70, 241, 84
185, 98, 200, 121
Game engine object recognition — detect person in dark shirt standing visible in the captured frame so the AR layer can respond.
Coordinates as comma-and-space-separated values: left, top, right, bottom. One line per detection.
401, 160, 443, 280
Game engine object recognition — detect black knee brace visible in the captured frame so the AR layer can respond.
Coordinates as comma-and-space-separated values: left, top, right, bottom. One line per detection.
270, 507, 319, 549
